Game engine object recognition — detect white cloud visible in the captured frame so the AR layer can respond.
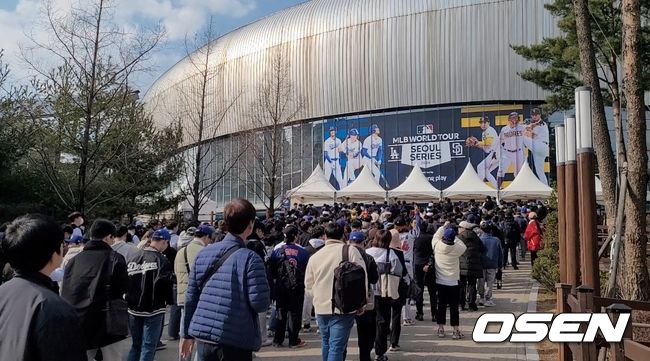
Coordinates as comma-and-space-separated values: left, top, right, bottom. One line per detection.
0, 0, 258, 85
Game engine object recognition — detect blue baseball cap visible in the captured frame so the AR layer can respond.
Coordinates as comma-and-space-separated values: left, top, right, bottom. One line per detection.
370, 124, 379, 132
329, 126, 337, 132
467, 214, 479, 225
195, 224, 215, 237
151, 228, 171, 241
348, 231, 365, 243
443, 228, 456, 241
348, 128, 359, 136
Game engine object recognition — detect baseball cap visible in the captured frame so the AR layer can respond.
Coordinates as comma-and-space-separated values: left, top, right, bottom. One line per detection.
348, 128, 359, 136
531, 108, 542, 116
329, 126, 337, 132
348, 231, 365, 243
479, 220, 491, 230
528, 212, 538, 220
479, 116, 490, 123
185, 226, 197, 236
443, 228, 456, 242
195, 224, 215, 237
509, 112, 519, 118
370, 124, 379, 132
151, 228, 171, 241
467, 214, 479, 225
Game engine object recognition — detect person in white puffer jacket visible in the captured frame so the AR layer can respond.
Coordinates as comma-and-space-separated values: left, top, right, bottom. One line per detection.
432, 226, 466, 340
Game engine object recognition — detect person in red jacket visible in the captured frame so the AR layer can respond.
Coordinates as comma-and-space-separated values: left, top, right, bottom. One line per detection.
524, 212, 544, 267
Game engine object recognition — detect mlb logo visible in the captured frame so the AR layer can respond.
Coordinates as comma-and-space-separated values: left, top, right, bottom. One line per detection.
417, 124, 434, 134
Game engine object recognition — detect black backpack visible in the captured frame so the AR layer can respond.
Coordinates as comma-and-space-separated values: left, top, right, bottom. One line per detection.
332, 245, 367, 314
276, 247, 302, 292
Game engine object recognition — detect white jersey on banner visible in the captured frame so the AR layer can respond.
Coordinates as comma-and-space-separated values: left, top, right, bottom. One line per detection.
339, 136, 363, 185
323, 136, 344, 189
476, 126, 499, 188
362, 135, 383, 183
523, 121, 550, 185
498, 123, 526, 178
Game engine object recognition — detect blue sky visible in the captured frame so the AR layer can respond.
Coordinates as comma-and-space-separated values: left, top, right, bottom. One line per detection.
0, 0, 305, 91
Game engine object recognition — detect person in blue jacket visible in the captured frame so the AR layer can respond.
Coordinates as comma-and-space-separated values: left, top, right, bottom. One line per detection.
268, 224, 310, 348
180, 199, 271, 361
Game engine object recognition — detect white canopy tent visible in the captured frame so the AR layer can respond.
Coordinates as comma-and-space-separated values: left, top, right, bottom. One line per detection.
500, 162, 553, 200
177, 196, 219, 222
442, 162, 498, 200
286, 165, 337, 205
336, 166, 386, 202
388, 165, 441, 201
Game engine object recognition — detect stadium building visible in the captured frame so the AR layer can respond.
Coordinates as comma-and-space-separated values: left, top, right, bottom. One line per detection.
145, 0, 561, 209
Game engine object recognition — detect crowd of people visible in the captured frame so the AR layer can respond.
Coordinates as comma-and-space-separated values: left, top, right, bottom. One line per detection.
0, 196, 548, 361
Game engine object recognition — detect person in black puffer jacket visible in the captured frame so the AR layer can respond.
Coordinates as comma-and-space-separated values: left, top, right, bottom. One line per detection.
458, 221, 486, 311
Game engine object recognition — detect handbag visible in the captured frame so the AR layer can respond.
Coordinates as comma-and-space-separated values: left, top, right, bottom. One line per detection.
407, 275, 421, 300
103, 255, 128, 337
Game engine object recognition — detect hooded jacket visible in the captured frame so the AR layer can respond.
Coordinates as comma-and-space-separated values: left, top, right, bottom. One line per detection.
458, 229, 486, 278
432, 238, 467, 285
61, 240, 129, 349
125, 247, 174, 317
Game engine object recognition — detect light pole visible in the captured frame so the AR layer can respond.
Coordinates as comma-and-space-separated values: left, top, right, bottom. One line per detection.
575, 86, 599, 296
564, 117, 579, 293
555, 124, 567, 284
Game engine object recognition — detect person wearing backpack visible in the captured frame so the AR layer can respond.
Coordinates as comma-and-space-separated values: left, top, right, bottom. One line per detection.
304, 223, 367, 361
268, 225, 310, 348
366, 230, 403, 361
180, 199, 270, 361
502, 212, 520, 270
174, 224, 211, 359
348, 231, 379, 361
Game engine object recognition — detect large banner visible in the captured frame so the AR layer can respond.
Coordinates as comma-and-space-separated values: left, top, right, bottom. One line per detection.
322, 104, 550, 191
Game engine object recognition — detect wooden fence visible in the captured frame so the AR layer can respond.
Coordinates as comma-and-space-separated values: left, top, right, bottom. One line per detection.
556, 284, 650, 361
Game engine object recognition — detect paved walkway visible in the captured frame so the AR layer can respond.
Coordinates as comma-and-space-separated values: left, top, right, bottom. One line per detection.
157, 261, 535, 361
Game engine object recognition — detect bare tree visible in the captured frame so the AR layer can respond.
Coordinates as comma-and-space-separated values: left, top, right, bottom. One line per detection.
171, 18, 242, 222
572, 0, 619, 234
245, 48, 305, 218
21, 0, 165, 214
620, 0, 649, 301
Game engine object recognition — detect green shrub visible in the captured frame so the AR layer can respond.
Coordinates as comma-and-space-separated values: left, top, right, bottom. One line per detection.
532, 193, 560, 291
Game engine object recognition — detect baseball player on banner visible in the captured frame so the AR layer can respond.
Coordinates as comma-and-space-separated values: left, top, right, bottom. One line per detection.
323, 126, 345, 189
523, 108, 550, 185
338, 128, 363, 186
497, 112, 526, 188
362, 124, 384, 184
466, 116, 499, 189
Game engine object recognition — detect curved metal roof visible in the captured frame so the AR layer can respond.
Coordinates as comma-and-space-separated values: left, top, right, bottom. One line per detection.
145, 0, 559, 145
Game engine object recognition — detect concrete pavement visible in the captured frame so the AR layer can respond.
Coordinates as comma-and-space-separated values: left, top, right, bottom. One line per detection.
156, 261, 536, 361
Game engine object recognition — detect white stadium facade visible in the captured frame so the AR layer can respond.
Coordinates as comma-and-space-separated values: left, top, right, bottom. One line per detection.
145, 0, 563, 209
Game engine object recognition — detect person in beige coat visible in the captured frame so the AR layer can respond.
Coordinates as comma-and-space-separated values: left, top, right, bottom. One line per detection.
432, 226, 467, 340
174, 225, 212, 341
305, 223, 367, 361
